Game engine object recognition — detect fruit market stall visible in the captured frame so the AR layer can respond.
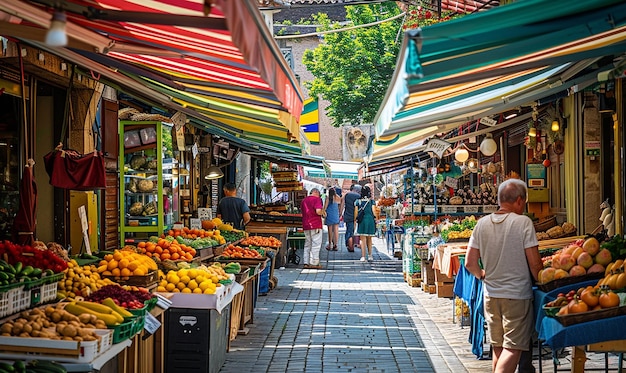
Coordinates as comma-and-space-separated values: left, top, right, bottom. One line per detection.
533, 235, 626, 373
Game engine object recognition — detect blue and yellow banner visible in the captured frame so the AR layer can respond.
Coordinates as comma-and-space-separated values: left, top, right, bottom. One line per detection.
300, 98, 320, 144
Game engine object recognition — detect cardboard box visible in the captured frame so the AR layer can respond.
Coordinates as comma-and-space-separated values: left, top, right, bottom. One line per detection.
158, 282, 244, 313
436, 282, 454, 298
422, 260, 436, 285
434, 268, 454, 283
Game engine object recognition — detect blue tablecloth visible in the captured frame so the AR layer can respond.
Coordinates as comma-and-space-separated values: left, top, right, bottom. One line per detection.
534, 281, 626, 351
533, 280, 598, 335
453, 265, 485, 358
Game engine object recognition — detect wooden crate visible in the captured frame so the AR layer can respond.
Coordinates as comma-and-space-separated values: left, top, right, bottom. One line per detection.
422, 260, 436, 285
436, 282, 454, 298
434, 268, 454, 283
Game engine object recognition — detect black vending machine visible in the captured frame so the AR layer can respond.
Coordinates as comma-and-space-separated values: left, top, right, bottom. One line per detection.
165, 304, 231, 373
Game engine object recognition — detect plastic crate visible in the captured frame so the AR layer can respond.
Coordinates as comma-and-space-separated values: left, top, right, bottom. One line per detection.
95, 328, 113, 355
129, 304, 148, 318
144, 296, 157, 312
12, 285, 31, 314
131, 314, 146, 335
108, 320, 135, 344
0, 285, 20, 318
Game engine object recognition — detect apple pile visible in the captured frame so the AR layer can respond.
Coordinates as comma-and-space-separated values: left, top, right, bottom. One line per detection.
538, 237, 611, 284
545, 285, 621, 316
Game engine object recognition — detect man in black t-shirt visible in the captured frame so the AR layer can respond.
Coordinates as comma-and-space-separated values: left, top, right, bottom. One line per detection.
216, 183, 251, 230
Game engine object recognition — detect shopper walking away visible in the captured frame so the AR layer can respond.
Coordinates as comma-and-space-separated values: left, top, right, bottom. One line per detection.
355, 185, 376, 262
216, 182, 251, 230
464, 178, 543, 373
340, 184, 361, 252
324, 187, 341, 251
301, 188, 324, 269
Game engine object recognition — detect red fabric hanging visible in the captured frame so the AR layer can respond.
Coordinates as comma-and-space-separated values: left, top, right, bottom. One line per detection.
43, 148, 106, 190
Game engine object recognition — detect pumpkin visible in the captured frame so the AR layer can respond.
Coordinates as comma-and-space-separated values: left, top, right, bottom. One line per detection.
202, 220, 216, 230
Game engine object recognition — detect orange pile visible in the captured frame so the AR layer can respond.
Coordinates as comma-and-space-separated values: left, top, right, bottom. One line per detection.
97, 249, 158, 277
239, 235, 281, 248
221, 244, 262, 259
163, 227, 225, 243
137, 239, 197, 262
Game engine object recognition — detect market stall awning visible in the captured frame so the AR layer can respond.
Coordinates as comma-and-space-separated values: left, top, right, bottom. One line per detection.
0, 0, 304, 150
374, 0, 626, 138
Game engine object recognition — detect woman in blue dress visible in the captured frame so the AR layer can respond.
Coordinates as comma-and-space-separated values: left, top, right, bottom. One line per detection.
323, 187, 341, 250
355, 185, 376, 261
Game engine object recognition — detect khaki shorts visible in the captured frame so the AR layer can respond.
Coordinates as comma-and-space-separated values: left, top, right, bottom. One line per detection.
484, 296, 533, 350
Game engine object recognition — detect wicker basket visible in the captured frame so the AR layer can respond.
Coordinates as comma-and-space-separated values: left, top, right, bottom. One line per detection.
556, 305, 626, 326
536, 272, 604, 292
534, 215, 557, 232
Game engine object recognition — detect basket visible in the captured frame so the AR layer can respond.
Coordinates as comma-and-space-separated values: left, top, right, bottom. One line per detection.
102, 270, 158, 287
555, 305, 626, 326
536, 272, 604, 292
542, 305, 563, 318
534, 215, 557, 233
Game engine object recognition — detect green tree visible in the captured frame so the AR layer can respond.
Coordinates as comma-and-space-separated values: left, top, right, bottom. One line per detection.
302, 3, 403, 127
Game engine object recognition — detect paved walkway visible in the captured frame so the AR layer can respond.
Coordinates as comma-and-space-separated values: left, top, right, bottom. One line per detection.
220, 235, 624, 373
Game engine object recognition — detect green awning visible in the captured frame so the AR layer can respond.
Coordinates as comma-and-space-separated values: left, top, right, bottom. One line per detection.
375, 0, 626, 137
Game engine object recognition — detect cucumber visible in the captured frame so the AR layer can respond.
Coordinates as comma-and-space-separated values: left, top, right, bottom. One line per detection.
30, 268, 42, 278
13, 262, 22, 275
3, 263, 15, 275
0, 362, 15, 372
0, 272, 9, 281
28, 361, 66, 373
19, 266, 34, 277
12, 360, 25, 373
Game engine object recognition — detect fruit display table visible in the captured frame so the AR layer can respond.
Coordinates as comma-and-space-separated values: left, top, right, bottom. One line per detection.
534, 284, 626, 373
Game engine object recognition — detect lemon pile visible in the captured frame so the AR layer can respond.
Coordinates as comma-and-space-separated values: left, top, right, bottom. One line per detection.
59, 259, 116, 299
157, 265, 228, 294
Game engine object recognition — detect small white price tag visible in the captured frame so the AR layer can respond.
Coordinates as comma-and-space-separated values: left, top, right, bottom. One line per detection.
464, 206, 479, 213
190, 218, 202, 230
143, 312, 161, 334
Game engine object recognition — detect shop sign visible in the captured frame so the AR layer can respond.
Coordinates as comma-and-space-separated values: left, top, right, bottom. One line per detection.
479, 117, 497, 126
424, 138, 451, 158
526, 163, 546, 188
585, 141, 600, 157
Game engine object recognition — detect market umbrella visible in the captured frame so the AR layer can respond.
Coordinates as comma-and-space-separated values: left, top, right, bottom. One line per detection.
12, 159, 37, 246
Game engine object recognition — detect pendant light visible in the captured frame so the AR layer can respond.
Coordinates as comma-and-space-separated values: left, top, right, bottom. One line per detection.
45, 10, 68, 47
479, 133, 498, 157
205, 165, 223, 180
528, 127, 537, 137
551, 118, 560, 132
454, 144, 469, 163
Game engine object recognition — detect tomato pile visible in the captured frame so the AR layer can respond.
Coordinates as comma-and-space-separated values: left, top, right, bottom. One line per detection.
0, 241, 67, 273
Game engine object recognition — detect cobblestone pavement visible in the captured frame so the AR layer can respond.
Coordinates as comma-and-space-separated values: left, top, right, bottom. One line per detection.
221, 235, 625, 373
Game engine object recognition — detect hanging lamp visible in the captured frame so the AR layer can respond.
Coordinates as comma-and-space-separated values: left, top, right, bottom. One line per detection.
479, 133, 498, 157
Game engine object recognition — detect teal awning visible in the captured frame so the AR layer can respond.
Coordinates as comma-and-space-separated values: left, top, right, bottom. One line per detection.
375, 0, 626, 137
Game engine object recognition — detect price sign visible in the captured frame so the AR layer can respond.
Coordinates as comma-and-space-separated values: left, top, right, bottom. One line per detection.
78, 206, 92, 255
464, 206, 479, 213
144, 313, 161, 334
190, 218, 202, 230
424, 205, 436, 213
444, 176, 459, 189
441, 206, 458, 214
198, 208, 212, 221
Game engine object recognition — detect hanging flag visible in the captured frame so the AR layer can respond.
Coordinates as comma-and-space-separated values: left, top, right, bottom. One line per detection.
300, 98, 320, 144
